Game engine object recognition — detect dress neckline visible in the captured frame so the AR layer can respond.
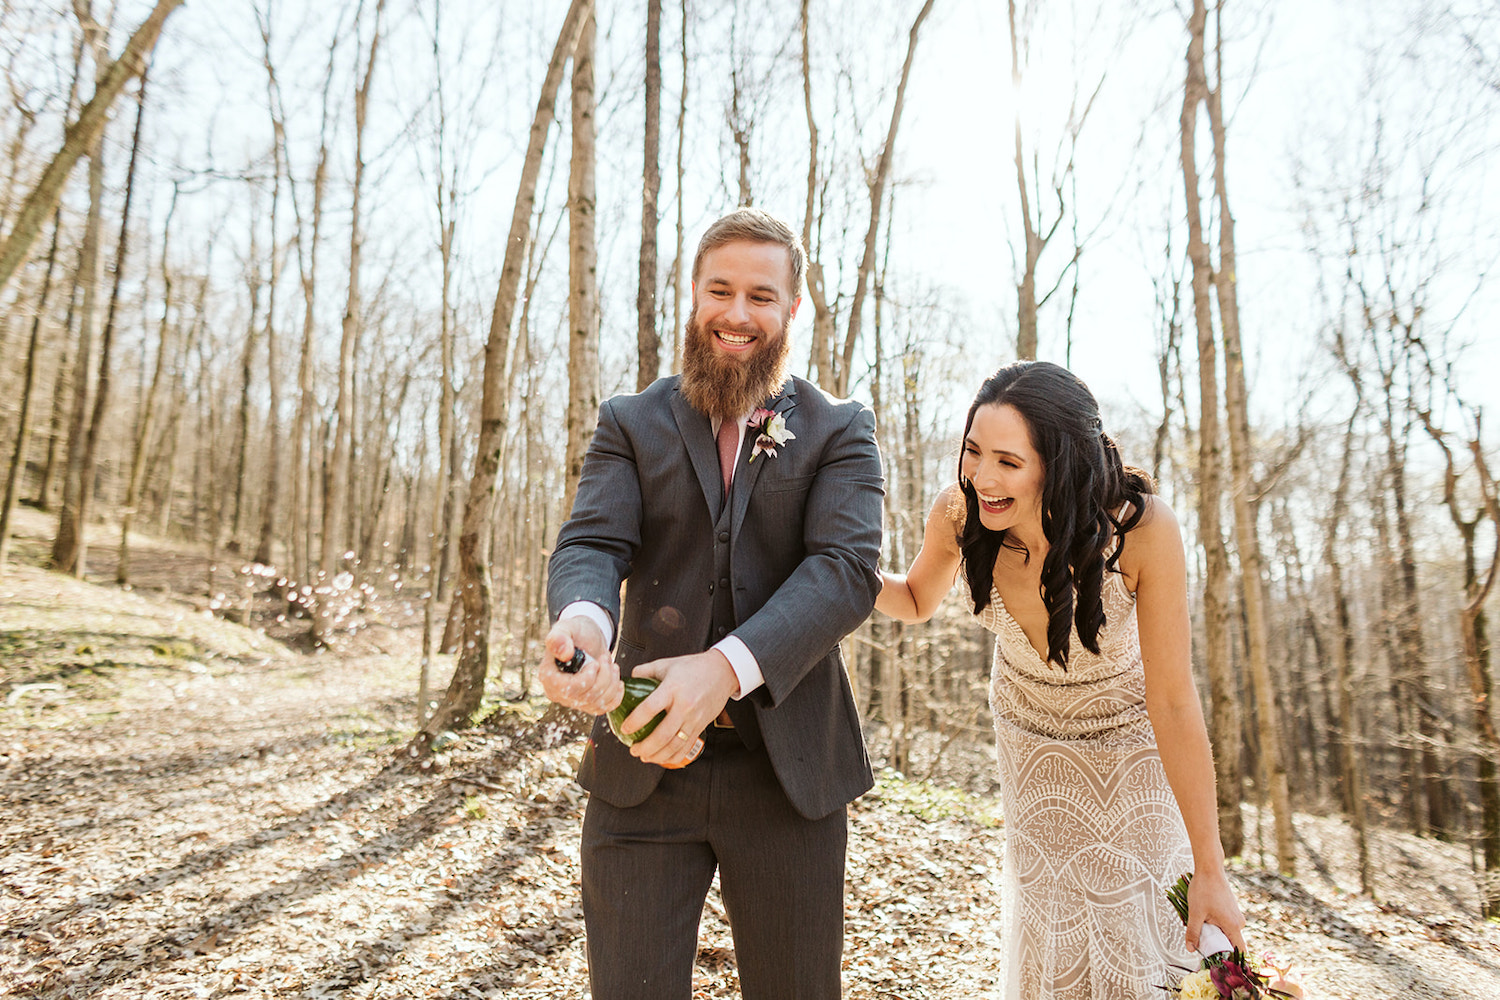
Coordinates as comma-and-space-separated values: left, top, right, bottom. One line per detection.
988, 585, 1051, 665
987, 571, 1135, 667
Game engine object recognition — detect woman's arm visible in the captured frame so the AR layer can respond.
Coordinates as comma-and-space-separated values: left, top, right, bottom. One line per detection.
1128, 495, 1248, 953
875, 483, 964, 623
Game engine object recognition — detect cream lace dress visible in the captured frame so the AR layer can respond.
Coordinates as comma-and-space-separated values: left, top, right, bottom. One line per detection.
977, 566, 1195, 999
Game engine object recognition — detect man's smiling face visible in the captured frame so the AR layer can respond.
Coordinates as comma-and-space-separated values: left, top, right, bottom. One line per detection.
680, 239, 801, 420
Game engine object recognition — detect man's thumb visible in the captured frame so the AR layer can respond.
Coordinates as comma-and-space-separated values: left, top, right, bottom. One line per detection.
629, 660, 662, 682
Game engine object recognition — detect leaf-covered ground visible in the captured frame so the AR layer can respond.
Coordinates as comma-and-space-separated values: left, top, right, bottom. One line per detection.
2, 517, 1499, 998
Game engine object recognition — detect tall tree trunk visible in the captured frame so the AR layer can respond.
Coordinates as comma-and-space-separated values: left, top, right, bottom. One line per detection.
1381, 387, 1445, 833
231, 233, 263, 553
37, 320, 72, 512
117, 186, 178, 585
836, 0, 935, 397
0, 0, 183, 294
50, 50, 107, 574
253, 134, 285, 567
278, 13, 334, 590
414, 0, 594, 747
1008, 0, 1040, 360
312, 0, 385, 645
0, 210, 64, 570
563, 11, 599, 522
1180, 0, 1241, 855
289, 142, 326, 588
800, 0, 837, 394
419, 0, 460, 728
1327, 387, 1373, 896
1417, 404, 1500, 913
56, 61, 150, 576
636, 0, 662, 391
671, 0, 688, 372
1205, 17, 1294, 874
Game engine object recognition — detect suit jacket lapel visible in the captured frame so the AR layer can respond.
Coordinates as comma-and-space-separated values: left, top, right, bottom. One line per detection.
670, 385, 722, 518
730, 378, 798, 532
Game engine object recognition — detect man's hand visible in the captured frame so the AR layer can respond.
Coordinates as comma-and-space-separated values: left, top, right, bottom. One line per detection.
623, 650, 739, 766
539, 617, 623, 716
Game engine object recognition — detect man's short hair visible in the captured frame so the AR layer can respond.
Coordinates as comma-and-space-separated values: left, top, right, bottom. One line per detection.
692, 208, 806, 296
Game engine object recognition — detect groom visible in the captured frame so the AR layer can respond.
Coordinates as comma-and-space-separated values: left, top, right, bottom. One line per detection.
539, 207, 884, 999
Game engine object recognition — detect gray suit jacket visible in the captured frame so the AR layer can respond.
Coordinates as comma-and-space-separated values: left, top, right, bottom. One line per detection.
547, 374, 884, 820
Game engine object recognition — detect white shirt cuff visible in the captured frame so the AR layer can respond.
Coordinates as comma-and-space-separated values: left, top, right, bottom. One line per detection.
713, 635, 763, 698
558, 601, 614, 649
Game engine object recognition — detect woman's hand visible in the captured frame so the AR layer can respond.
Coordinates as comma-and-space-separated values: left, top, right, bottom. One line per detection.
1185, 867, 1246, 954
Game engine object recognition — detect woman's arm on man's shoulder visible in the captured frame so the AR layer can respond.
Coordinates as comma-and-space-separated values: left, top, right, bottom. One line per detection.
875, 482, 965, 623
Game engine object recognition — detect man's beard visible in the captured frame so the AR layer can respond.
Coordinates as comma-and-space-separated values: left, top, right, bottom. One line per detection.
679, 307, 792, 420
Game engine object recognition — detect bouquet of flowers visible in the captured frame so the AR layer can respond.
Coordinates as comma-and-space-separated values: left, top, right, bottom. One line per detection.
1158, 875, 1305, 999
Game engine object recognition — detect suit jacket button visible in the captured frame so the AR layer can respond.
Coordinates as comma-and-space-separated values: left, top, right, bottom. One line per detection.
717, 531, 730, 542
717, 626, 728, 636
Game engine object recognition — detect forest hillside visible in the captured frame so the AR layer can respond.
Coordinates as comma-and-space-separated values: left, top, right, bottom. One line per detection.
2, 508, 1497, 1000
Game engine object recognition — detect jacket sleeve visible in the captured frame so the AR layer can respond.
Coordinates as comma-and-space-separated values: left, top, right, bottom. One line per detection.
545, 397, 639, 637
732, 403, 884, 705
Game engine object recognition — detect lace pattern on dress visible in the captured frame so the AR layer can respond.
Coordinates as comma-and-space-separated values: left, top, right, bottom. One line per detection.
977, 558, 1194, 999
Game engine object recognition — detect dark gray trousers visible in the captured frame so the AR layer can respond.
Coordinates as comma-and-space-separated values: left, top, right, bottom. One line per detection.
580, 727, 847, 1000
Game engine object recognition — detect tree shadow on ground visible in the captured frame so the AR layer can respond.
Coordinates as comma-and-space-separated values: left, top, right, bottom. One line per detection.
1238, 869, 1500, 992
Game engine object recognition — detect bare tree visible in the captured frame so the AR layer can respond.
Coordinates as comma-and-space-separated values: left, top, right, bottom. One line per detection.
562, 11, 599, 521
799, 0, 837, 393
279, 15, 340, 590
0, 0, 182, 294
0, 205, 64, 571
1179, 0, 1241, 856
313, 0, 386, 646
1326, 338, 1374, 896
417, 0, 462, 726
637, 0, 662, 390
834, 0, 936, 398
1417, 395, 1500, 914
415, 0, 594, 747
115, 183, 179, 584
54, 59, 149, 579
1204, 4, 1294, 874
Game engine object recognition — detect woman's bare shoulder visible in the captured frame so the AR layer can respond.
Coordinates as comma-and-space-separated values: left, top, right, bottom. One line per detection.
1119, 494, 1184, 573
924, 482, 967, 553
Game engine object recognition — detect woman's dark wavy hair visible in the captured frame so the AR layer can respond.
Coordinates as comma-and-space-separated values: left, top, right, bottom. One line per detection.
958, 361, 1156, 670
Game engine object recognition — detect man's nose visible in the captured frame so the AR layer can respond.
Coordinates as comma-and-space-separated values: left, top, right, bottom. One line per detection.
724, 294, 750, 323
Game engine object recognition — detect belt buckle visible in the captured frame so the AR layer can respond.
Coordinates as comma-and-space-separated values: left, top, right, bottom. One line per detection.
712, 708, 735, 729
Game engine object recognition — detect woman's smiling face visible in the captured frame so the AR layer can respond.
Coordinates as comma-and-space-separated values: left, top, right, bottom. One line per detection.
961, 403, 1045, 534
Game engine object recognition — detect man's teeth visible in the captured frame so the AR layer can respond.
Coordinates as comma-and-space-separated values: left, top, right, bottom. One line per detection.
717, 331, 753, 346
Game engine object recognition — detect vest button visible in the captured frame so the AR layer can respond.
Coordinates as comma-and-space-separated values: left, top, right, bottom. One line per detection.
717, 626, 728, 636
718, 531, 730, 543
719, 578, 730, 588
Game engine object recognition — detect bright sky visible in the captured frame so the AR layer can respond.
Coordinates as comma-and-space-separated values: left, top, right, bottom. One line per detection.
892, 0, 1499, 438
119, 0, 1498, 456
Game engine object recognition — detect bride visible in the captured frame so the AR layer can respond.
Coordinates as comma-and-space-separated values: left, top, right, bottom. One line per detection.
876, 360, 1246, 999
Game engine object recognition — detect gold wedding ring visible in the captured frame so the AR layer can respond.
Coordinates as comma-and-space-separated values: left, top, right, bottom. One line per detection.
675, 730, 689, 741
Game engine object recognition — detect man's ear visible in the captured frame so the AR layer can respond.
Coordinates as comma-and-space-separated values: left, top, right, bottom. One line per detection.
789, 295, 803, 321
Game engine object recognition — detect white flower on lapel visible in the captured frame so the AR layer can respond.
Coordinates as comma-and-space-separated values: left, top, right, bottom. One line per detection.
748, 407, 794, 461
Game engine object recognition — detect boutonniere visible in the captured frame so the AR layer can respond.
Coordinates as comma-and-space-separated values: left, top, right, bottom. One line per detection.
747, 407, 795, 461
